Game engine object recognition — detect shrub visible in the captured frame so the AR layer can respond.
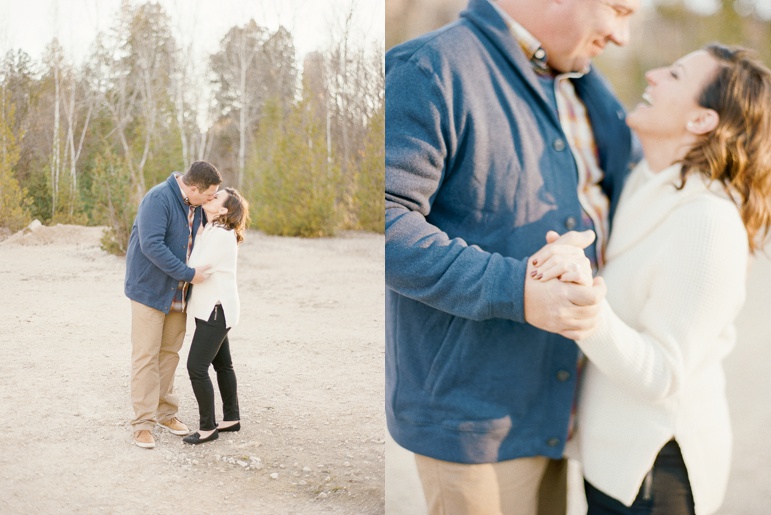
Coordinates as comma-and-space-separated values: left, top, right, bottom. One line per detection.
90, 149, 136, 255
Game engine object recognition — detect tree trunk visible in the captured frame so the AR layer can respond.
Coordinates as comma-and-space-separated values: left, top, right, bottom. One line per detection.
52, 62, 61, 217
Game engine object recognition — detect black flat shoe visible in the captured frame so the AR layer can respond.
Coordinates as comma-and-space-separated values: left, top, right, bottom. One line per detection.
217, 421, 240, 432
183, 429, 219, 445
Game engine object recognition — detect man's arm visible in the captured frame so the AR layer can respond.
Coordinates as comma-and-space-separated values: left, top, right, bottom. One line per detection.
385, 57, 604, 332
190, 265, 210, 284
385, 56, 523, 321
136, 197, 195, 283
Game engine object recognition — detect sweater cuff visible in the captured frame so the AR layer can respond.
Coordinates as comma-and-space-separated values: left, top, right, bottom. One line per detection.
487, 253, 527, 323
577, 299, 614, 348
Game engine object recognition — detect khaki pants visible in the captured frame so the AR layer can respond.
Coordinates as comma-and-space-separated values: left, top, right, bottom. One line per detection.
130, 301, 187, 431
415, 454, 568, 515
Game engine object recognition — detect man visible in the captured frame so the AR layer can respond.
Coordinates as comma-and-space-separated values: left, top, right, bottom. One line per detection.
385, 0, 642, 512
125, 161, 222, 449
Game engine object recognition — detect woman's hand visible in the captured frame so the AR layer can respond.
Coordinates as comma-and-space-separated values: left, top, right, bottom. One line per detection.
524, 230, 605, 340
529, 230, 594, 287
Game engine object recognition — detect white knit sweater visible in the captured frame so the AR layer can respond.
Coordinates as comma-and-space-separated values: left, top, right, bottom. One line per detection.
566, 161, 748, 514
187, 223, 240, 328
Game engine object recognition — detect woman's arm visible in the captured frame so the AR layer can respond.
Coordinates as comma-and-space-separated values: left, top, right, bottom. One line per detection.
577, 199, 748, 402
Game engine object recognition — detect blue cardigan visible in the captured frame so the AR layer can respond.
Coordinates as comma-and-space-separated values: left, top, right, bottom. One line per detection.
124, 173, 203, 313
385, 0, 640, 463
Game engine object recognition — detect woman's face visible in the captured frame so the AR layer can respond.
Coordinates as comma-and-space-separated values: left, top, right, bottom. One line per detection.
203, 190, 229, 220
626, 50, 719, 139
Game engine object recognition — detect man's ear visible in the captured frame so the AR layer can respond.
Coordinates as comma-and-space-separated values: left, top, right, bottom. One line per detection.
686, 108, 719, 135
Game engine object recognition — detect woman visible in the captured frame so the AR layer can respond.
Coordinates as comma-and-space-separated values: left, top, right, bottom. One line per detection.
183, 187, 250, 445
531, 44, 771, 513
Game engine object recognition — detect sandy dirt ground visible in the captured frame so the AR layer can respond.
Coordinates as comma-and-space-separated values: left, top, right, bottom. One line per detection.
386, 254, 771, 514
0, 224, 385, 514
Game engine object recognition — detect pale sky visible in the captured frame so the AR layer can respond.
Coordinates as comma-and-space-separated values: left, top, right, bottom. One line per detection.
683, 0, 771, 17
0, 0, 385, 66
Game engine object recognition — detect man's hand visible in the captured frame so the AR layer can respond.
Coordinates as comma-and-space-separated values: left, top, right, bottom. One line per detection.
530, 230, 594, 286
191, 265, 211, 284
524, 230, 605, 340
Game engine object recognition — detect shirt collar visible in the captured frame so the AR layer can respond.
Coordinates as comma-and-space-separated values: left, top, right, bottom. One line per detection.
488, 1, 544, 61
174, 172, 193, 207
487, 0, 586, 78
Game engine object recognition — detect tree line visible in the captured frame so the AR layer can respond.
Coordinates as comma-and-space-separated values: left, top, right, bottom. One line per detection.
0, 1, 384, 253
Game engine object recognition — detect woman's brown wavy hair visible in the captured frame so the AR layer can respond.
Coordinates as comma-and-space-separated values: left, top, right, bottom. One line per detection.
679, 43, 771, 253
216, 187, 250, 244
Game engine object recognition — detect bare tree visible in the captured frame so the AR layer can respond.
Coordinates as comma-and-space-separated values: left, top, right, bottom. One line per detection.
60, 63, 94, 216
323, 0, 385, 226
97, 1, 176, 201
210, 20, 296, 188
42, 39, 64, 216
167, 0, 207, 168
326, 3, 357, 177
210, 20, 268, 188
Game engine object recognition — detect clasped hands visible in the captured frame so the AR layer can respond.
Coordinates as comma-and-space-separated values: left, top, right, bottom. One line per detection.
523, 230, 605, 340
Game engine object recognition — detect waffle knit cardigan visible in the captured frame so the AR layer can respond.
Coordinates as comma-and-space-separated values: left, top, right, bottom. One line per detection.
566, 161, 748, 514
187, 223, 240, 328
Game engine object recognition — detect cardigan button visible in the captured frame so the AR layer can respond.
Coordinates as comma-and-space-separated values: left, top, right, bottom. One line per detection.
547, 437, 560, 447
552, 138, 566, 152
556, 370, 571, 382
564, 216, 577, 230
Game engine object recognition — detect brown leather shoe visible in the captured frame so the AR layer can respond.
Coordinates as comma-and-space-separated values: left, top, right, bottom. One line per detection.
133, 430, 155, 449
157, 417, 190, 436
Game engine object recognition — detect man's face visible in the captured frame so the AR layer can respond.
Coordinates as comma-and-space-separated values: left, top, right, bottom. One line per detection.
544, 0, 640, 73
188, 184, 219, 206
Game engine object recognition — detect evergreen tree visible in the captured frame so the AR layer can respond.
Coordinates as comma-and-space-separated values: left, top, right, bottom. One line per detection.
254, 95, 341, 237
354, 103, 384, 232
0, 98, 30, 231
89, 146, 135, 255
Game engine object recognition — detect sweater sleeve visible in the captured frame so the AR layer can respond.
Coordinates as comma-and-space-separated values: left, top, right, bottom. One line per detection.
576, 198, 748, 402
384, 56, 526, 323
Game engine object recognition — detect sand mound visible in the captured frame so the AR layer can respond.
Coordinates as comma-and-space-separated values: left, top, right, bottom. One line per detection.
0, 222, 106, 247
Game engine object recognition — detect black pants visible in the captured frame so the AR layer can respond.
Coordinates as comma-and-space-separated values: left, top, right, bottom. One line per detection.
585, 440, 695, 515
187, 305, 240, 431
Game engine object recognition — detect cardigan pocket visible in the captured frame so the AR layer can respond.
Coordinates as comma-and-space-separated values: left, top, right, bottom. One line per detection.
422, 316, 466, 398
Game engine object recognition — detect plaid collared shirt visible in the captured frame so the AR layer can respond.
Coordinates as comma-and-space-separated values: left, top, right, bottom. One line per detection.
170, 176, 195, 313
553, 77, 609, 270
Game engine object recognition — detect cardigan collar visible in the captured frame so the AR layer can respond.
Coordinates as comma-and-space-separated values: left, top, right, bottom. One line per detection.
461, 0, 555, 120
606, 161, 735, 261
166, 173, 193, 212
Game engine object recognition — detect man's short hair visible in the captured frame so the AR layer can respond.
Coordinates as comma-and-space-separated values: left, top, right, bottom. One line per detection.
183, 161, 223, 190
